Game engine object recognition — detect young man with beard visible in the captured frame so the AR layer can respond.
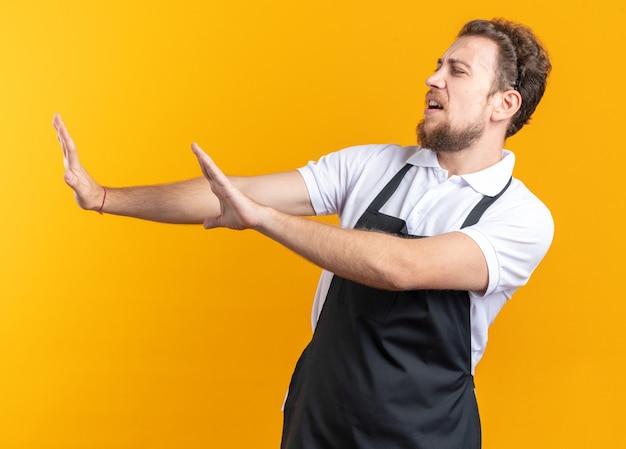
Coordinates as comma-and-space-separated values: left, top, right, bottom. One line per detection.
53, 18, 553, 449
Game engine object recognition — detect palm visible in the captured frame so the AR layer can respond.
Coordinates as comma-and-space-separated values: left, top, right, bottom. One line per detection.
191, 143, 261, 231
53, 114, 102, 211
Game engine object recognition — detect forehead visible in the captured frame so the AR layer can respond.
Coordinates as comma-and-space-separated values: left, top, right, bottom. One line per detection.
441, 35, 499, 75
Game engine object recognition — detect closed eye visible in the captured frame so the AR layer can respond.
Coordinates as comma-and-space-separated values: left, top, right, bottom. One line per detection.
433, 60, 468, 76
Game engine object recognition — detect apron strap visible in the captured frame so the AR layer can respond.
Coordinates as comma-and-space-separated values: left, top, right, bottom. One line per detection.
367, 164, 413, 211
461, 177, 513, 228
364, 164, 512, 230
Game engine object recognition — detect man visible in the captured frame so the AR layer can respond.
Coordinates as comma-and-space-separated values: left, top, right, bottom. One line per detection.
54, 18, 553, 449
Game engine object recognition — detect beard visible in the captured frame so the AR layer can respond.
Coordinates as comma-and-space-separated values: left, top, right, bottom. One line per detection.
416, 118, 485, 153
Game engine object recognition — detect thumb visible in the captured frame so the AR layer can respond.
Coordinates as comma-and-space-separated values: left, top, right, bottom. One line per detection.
64, 169, 76, 187
203, 216, 222, 230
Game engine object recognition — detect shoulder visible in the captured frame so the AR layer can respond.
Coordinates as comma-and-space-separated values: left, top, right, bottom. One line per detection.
297, 144, 419, 215
462, 177, 554, 291
298, 143, 417, 185
498, 178, 554, 229
474, 177, 554, 249
309, 143, 415, 166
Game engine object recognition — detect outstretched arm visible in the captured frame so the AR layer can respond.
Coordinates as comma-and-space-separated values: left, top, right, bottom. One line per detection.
192, 144, 489, 292
52, 114, 314, 223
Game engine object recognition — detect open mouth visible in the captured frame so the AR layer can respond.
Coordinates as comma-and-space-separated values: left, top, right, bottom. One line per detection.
428, 99, 443, 110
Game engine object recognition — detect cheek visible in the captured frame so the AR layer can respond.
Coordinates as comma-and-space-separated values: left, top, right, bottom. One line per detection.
460, 92, 492, 117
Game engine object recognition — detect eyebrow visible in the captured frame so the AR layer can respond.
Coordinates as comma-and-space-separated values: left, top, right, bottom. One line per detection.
437, 58, 472, 70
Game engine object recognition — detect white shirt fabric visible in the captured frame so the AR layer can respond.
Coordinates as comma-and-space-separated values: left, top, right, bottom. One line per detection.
297, 144, 554, 373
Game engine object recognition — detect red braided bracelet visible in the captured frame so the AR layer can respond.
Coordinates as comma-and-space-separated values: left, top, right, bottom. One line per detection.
97, 187, 107, 215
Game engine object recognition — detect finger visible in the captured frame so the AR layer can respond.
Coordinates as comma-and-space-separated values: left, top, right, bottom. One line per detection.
191, 149, 225, 230
54, 116, 82, 170
191, 143, 230, 188
191, 142, 213, 181
53, 113, 70, 146
53, 114, 68, 153
52, 112, 61, 130
52, 112, 66, 132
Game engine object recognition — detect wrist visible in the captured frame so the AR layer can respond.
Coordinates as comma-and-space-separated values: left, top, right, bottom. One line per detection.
253, 204, 280, 234
96, 186, 107, 214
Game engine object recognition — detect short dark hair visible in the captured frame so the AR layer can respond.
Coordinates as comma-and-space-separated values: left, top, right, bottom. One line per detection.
458, 18, 552, 137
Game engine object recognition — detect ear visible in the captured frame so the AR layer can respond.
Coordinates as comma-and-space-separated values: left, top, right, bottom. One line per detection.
491, 90, 522, 123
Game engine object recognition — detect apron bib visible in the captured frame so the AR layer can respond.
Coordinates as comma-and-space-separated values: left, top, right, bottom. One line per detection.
282, 164, 511, 449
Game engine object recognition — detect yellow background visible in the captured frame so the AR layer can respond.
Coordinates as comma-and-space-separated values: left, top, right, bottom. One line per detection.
0, 0, 623, 447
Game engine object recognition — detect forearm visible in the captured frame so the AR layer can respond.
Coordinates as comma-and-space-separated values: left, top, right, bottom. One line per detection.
99, 171, 314, 224
191, 145, 488, 292
255, 207, 489, 292
256, 208, 411, 290
101, 178, 217, 224
54, 114, 313, 224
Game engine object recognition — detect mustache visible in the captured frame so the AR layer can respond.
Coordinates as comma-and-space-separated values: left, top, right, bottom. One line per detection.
425, 90, 447, 106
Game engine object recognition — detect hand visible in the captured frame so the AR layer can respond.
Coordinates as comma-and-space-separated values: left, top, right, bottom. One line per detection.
52, 113, 105, 211
191, 143, 265, 230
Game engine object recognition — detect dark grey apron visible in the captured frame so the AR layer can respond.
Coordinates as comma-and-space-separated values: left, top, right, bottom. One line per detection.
282, 164, 511, 449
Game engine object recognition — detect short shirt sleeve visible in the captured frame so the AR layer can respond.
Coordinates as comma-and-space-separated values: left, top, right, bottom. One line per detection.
459, 184, 554, 296
297, 144, 410, 217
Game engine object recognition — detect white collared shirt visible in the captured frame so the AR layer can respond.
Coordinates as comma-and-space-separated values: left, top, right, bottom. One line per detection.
298, 144, 554, 373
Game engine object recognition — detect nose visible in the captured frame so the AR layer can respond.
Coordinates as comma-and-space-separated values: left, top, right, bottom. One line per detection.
426, 69, 445, 89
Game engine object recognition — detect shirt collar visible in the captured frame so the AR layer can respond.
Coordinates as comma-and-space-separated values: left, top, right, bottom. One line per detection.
407, 147, 515, 197
406, 147, 440, 168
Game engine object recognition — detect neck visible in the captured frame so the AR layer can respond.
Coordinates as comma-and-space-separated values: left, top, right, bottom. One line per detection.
435, 141, 504, 176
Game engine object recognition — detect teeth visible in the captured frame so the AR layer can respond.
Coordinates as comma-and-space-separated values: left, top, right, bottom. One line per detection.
428, 100, 442, 109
